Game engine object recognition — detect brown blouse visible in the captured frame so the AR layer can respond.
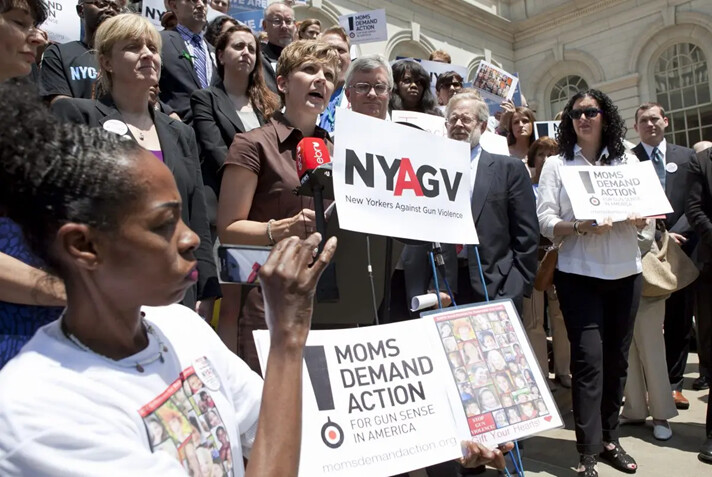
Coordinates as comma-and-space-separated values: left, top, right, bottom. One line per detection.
223, 110, 332, 223
222, 111, 332, 373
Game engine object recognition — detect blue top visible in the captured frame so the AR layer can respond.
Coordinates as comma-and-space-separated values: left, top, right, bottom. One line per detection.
318, 86, 344, 133
0, 217, 63, 368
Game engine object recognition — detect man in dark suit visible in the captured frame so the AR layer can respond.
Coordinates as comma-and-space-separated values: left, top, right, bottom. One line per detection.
401, 92, 539, 316
632, 102, 701, 410
685, 145, 712, 464
159, 0, 216, 119
260, 1, 296, 94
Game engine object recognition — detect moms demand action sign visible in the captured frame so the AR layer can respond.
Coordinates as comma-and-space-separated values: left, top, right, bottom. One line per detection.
559, 161, 673, 221
254, 319, 462, 477
253, 300, 563, 476
332, 109, 479, 244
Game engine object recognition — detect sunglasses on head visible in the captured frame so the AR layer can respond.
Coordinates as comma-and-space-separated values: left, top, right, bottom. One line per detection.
568, 107, 602, 120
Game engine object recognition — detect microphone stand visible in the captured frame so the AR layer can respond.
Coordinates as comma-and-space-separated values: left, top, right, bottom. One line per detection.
313, 182, 326, 253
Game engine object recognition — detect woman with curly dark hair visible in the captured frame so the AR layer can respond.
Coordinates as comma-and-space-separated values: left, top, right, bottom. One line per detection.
204, 15, 238, 47
389, 59, 441, 116
537, 89, 648, 477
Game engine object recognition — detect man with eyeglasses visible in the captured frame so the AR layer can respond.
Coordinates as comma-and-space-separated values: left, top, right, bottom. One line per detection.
159, 0, 217, 119
402, 92, 538, 314
344, 54, 391, 121
39, 0, 123, 103
260, 1, 296, 94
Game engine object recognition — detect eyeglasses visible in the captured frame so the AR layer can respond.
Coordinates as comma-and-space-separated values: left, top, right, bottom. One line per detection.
82, 0, 122, 11
266, 16, 295, 27
349, 82, 390, 96
568, 107, 602, 120
439, 81, 462, 90
447, 115, 478, 126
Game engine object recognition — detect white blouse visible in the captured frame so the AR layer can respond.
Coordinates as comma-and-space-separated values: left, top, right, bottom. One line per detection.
536, 145, 642, 280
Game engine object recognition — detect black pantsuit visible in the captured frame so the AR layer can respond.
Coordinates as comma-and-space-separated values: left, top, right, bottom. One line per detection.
554, 270, 642, 455
664, 285, 696, 390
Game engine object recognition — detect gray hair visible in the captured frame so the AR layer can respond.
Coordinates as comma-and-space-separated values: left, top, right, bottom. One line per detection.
445, 92, 489, 123
344, 54, 394, 90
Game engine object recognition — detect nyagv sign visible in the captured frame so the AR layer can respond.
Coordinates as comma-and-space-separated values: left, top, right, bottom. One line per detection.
333, 109, 478, 244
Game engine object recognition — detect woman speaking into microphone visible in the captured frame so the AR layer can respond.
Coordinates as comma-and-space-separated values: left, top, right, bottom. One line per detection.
217, 40, 339, 371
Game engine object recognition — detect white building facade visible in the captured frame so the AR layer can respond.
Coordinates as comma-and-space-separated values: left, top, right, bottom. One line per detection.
294, 0, 712, 145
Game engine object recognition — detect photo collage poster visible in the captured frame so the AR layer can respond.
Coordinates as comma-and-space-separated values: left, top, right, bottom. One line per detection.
426, 299, 563, 446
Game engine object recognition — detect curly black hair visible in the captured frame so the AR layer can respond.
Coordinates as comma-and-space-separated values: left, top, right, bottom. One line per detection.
556, 89, 627, 164
1, 0, 48, 25
0, 81, 143, 275
389, 59, 441, 116
204, 15, 238, 47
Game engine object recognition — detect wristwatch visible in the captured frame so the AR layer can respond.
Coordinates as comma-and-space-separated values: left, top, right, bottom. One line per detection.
573, 220, 586, 236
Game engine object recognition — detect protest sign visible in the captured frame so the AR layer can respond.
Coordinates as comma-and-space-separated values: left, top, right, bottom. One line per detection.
533, 121, 560, 140
253, 299, 563, 475
423, 300, 563, 447
228, 0, 266, 12
559, 162, 673, 221
333, 109, 478, 244
232, 9, 264, 32
253, 319, 463, 477
41, 0, 81, 43
141, 0, 166, 28
472, 61, 519, 115
338, 9, 388, 45
391, 110, 446, 137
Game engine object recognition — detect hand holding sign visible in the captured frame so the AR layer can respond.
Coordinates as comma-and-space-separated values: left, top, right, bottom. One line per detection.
259, 232, 337, 346
460, 441, 515, 470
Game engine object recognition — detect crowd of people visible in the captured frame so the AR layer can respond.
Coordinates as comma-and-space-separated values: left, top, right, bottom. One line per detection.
1, 0, 711, 476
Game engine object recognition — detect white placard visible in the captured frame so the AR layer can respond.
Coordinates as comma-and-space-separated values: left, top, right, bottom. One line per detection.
559, 162, 674, 221
391, 110, 446, 137
142, 0, 166, 28
480, 131, 509, 156
333, 109, 479, 244
41, 0, 81, 43
338, 9, 388, 45
423, 300, 563, 447
254, 319, 462, 477
533, 121, 560, 140
253, 299, 563, 476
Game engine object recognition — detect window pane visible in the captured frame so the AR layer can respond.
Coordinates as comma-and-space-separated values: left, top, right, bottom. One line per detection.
549, 75, 588, 118
702, 126, 712, 141
655, 42, 710, 148
688, 129, 701, 145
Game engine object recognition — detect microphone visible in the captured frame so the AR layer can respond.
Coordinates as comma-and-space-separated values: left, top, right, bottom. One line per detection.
296, 137, 331, 186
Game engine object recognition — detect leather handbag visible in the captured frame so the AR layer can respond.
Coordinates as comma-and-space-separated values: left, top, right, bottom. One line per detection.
641, 230, 699, 297
533, 242, 560, 292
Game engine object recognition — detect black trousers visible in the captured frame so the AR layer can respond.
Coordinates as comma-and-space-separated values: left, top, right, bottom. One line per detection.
664, 283, 696, 391
554, 270, 642, 455
695, 264, 712, 380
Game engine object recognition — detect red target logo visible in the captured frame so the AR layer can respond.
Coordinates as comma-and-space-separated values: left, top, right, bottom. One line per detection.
321, 417, 344, 448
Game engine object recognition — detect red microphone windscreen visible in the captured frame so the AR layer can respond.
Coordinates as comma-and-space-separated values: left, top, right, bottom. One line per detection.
296, 137, 331, 180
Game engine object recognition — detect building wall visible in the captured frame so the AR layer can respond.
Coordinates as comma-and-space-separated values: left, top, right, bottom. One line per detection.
293, 0, 712, 143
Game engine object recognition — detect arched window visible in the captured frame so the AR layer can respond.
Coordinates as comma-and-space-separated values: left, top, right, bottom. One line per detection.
549, 75, 588, 118
655, 43, 711, 146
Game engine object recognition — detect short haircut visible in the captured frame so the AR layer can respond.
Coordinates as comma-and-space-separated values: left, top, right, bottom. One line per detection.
321, 25, 350, 48
435, 71, 463, 91
95, 14, 162, 95
344, 54, 393, 90
264, 1, 293, 18
527, 136, 558, 168
445, 92, 489, 123
429, 49, 451, 64
1, 0, 48, 25
634, 101, 666, 123
276, 40, 340, 103
298, 18, 321, 39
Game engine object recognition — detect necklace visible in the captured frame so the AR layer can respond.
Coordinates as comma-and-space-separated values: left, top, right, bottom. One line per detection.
60, 311, 168, 373
138, 130, 145, 141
